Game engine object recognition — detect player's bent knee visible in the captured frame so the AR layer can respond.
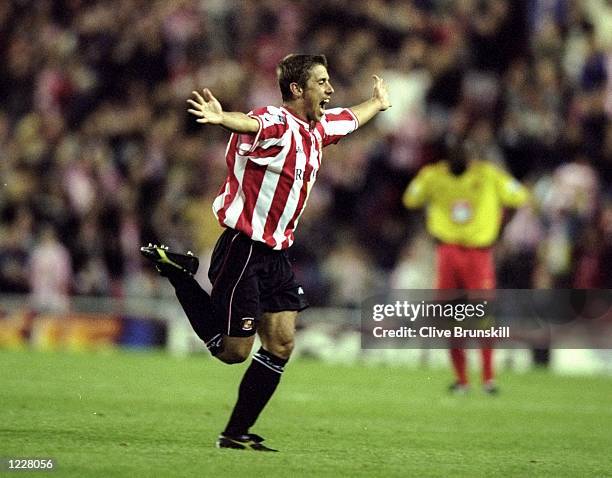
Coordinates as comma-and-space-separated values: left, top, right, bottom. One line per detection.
218, 354, 247, 365
215, 335, 254, 364
216, 349, 249, 364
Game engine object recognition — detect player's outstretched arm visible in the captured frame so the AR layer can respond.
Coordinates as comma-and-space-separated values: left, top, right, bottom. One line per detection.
349, 75, 391, 127
187, 89, 259, 134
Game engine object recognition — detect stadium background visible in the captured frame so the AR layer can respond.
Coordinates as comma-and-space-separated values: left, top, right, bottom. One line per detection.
1, 1, 611, 476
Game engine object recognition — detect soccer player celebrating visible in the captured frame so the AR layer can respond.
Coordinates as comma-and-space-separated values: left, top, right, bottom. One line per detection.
141, 54, 390, 451
403, 139, 528, 394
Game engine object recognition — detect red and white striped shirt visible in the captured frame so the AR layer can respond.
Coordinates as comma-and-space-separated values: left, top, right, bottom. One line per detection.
213, 105, 358, 249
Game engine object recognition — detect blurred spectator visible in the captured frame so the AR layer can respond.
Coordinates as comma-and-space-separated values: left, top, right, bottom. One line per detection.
389, 230, 435, 289
28, 225, 73, 312
322, 237, 383, 308
0, 207, 32, 293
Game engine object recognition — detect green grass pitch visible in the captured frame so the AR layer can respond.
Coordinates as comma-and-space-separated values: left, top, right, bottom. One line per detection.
1, 349, 611, 477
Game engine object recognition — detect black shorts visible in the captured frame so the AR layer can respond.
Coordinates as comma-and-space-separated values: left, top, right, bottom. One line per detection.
208, 228, 309, 337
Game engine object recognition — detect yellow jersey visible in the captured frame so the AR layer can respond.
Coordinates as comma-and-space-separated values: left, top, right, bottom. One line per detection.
403, 160, 529, 247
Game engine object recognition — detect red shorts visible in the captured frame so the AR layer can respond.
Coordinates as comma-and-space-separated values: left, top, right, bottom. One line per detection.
436, 243, 496, 290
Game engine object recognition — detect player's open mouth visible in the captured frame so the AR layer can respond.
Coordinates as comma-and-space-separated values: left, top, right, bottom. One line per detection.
319, 98, 329, 114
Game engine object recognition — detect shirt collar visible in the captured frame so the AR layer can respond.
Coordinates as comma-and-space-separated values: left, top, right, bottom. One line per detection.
281, 106, 315, 130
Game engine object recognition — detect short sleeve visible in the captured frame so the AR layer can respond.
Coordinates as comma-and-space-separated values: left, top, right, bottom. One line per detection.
236, 106, 289, 158
403, 167, 432, 209
493, 166, 529, 208
319, 108, 359, 147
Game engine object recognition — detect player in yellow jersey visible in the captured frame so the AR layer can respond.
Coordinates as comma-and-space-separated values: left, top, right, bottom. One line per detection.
403, 141, 529, 393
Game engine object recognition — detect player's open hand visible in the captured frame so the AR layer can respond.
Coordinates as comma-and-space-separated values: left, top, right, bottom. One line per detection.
187, 89, 224, 124
372, 75, 391, 111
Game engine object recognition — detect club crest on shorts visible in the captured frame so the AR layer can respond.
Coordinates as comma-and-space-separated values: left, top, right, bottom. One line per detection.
241, 317, 255, 331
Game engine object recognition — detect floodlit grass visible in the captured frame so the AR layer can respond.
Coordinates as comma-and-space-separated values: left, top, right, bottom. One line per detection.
1, 349, 611, 477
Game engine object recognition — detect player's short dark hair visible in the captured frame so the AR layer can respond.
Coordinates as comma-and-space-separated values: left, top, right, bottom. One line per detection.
277, 54, 328, 101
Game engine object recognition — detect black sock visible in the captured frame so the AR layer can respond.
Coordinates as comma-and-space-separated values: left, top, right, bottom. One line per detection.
166, 270, 221, 354
224, 348, 288, 436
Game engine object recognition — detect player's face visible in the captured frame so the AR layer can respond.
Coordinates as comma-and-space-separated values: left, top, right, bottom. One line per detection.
302, 64, 334, 122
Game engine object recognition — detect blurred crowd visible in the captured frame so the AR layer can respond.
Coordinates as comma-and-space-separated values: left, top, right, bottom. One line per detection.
0, 0, 610, 312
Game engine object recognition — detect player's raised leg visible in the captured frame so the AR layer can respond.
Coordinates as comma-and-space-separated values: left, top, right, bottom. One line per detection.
140, 244, 222, 352
215, 335, 255, 364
